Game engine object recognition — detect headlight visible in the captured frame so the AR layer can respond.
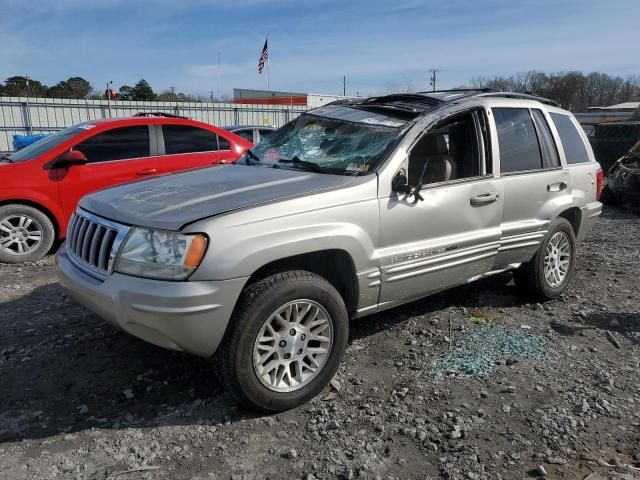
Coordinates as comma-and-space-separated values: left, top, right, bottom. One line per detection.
114, 228, 208, 280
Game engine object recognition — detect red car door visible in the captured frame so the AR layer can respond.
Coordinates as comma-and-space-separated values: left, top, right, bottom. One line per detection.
55, 125, 159, 219
159, 124, 220, 173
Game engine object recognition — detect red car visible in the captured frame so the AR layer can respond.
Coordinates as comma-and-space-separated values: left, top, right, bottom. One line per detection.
0, 113, 252, 263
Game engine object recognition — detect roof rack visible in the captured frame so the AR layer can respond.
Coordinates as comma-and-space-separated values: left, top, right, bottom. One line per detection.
476, 92, 560, 107
133, 111, 188, 119
361, 93, 443, 106
416, 89, 560, 107
417, 88, 493, 94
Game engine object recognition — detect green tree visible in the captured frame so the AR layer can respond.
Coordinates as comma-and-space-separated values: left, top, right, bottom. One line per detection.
47, 77, 92, 99
3, 76, 48, 97
131, 79, 157, 101
118, 85, 134, 100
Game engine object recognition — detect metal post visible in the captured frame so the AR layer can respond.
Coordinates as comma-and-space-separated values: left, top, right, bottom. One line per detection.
429, 69, 439, 92
343, 75, 346, 96
24, 75, 33, 135
106, 81, 113, 118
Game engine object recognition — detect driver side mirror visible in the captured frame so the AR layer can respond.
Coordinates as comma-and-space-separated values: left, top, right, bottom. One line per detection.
58, 150, 88, 167
391, 169, 411, 194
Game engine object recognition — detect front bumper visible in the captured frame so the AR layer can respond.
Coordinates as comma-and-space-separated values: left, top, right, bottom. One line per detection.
56, 248, 248, 357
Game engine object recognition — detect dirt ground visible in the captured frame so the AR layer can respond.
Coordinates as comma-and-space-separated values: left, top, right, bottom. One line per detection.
0, 206, 638, 480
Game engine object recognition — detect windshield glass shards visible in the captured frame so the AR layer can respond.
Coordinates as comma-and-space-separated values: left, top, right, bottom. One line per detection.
243, 110, 405, 175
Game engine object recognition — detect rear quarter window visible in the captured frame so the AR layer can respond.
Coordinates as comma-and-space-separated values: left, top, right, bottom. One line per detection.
549, 113, 591, 164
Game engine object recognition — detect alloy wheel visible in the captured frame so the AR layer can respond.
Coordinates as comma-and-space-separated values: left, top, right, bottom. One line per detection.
0, 215, 44, 255
543, 231, 571, 288
253, 299, 333, 393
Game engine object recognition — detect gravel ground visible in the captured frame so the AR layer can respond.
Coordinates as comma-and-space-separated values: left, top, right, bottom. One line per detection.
0, 206, 638, 480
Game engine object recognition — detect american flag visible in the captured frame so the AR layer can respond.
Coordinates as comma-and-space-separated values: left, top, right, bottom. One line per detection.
258, 39, 268, 74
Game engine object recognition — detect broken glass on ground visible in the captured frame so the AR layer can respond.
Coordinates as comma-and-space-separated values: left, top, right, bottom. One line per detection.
432, 326, 548, 381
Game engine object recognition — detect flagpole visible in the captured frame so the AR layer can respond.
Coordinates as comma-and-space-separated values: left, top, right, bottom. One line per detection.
267, 34, 270, 92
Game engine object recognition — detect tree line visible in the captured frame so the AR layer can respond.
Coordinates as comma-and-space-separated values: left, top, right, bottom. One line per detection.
388, 71, 639, 112
470, 71, 639, 112
0, 76, 228, 102
2, 71, 639, 110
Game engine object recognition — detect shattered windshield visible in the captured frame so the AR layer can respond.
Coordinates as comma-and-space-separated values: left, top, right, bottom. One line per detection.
242, 110, 405, 174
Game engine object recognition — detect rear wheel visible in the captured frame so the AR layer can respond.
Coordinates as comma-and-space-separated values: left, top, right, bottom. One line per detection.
0, 204, 55, 263
514, 217, 576, 300
217, 270, 348, 412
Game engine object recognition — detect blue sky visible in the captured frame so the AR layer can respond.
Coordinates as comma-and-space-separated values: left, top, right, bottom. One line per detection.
1, 0, 638, 97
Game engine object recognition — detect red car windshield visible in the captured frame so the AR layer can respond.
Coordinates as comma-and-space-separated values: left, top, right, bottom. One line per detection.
7, 124, 89, 162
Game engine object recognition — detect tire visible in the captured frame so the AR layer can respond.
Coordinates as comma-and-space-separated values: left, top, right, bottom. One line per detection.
0, 204, 55, 263
514, 217, 576, 300
600, 185, 618, 206
217, 270, 348, 412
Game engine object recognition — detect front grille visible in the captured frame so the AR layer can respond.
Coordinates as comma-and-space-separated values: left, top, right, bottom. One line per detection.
66, 210, 129, 279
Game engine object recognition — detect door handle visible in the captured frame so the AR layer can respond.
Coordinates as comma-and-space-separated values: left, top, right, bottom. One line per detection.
470, 192, 499, 206
547, 181, 568, 192
136, 168, 157, 176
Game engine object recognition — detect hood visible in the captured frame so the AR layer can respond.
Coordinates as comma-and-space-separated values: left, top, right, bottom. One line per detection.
80, 164, 358, 230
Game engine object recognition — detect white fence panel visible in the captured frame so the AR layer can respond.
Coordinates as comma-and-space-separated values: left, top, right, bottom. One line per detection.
0, 97, 308, 153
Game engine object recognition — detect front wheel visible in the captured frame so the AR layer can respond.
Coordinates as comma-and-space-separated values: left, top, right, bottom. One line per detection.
514, 217, 576, 300
217, 270, 349, 412
0, 204, 55, 263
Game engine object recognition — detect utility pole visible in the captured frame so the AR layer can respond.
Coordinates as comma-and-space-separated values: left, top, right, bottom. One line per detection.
170, 86, 176, 101
217, 52, 221, 100
106, 80, 113, 118
429, 68, 439, 92
343, 75, 346, 96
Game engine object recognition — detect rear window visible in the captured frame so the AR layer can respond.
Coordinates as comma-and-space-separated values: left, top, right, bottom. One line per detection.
493, 107, 543, 173
549, 113, 591, 164
163, 125, 219, 154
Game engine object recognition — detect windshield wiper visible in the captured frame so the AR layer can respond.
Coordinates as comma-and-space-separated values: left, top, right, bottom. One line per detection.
244, 149, 261, 164
277, 156, 327, 173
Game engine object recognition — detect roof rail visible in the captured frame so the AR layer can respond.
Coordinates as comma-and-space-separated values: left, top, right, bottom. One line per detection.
476, 92, 560, 107
417, 88, 493, 94
133, 111, 188, 119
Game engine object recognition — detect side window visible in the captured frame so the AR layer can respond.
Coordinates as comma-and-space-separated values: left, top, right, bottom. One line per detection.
531, 109, 560, 168
493, 108, 543, 173
407, 111, 482, 186
258, 129, 274, 140
549, 113, 591, 164
74, 126, 150, 163
218, 136, 230, 151
163, 125, 219, 155
234, 129, 254, 142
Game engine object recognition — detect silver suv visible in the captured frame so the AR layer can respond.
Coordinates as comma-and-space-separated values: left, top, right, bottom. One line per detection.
57, 91, 603, 411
